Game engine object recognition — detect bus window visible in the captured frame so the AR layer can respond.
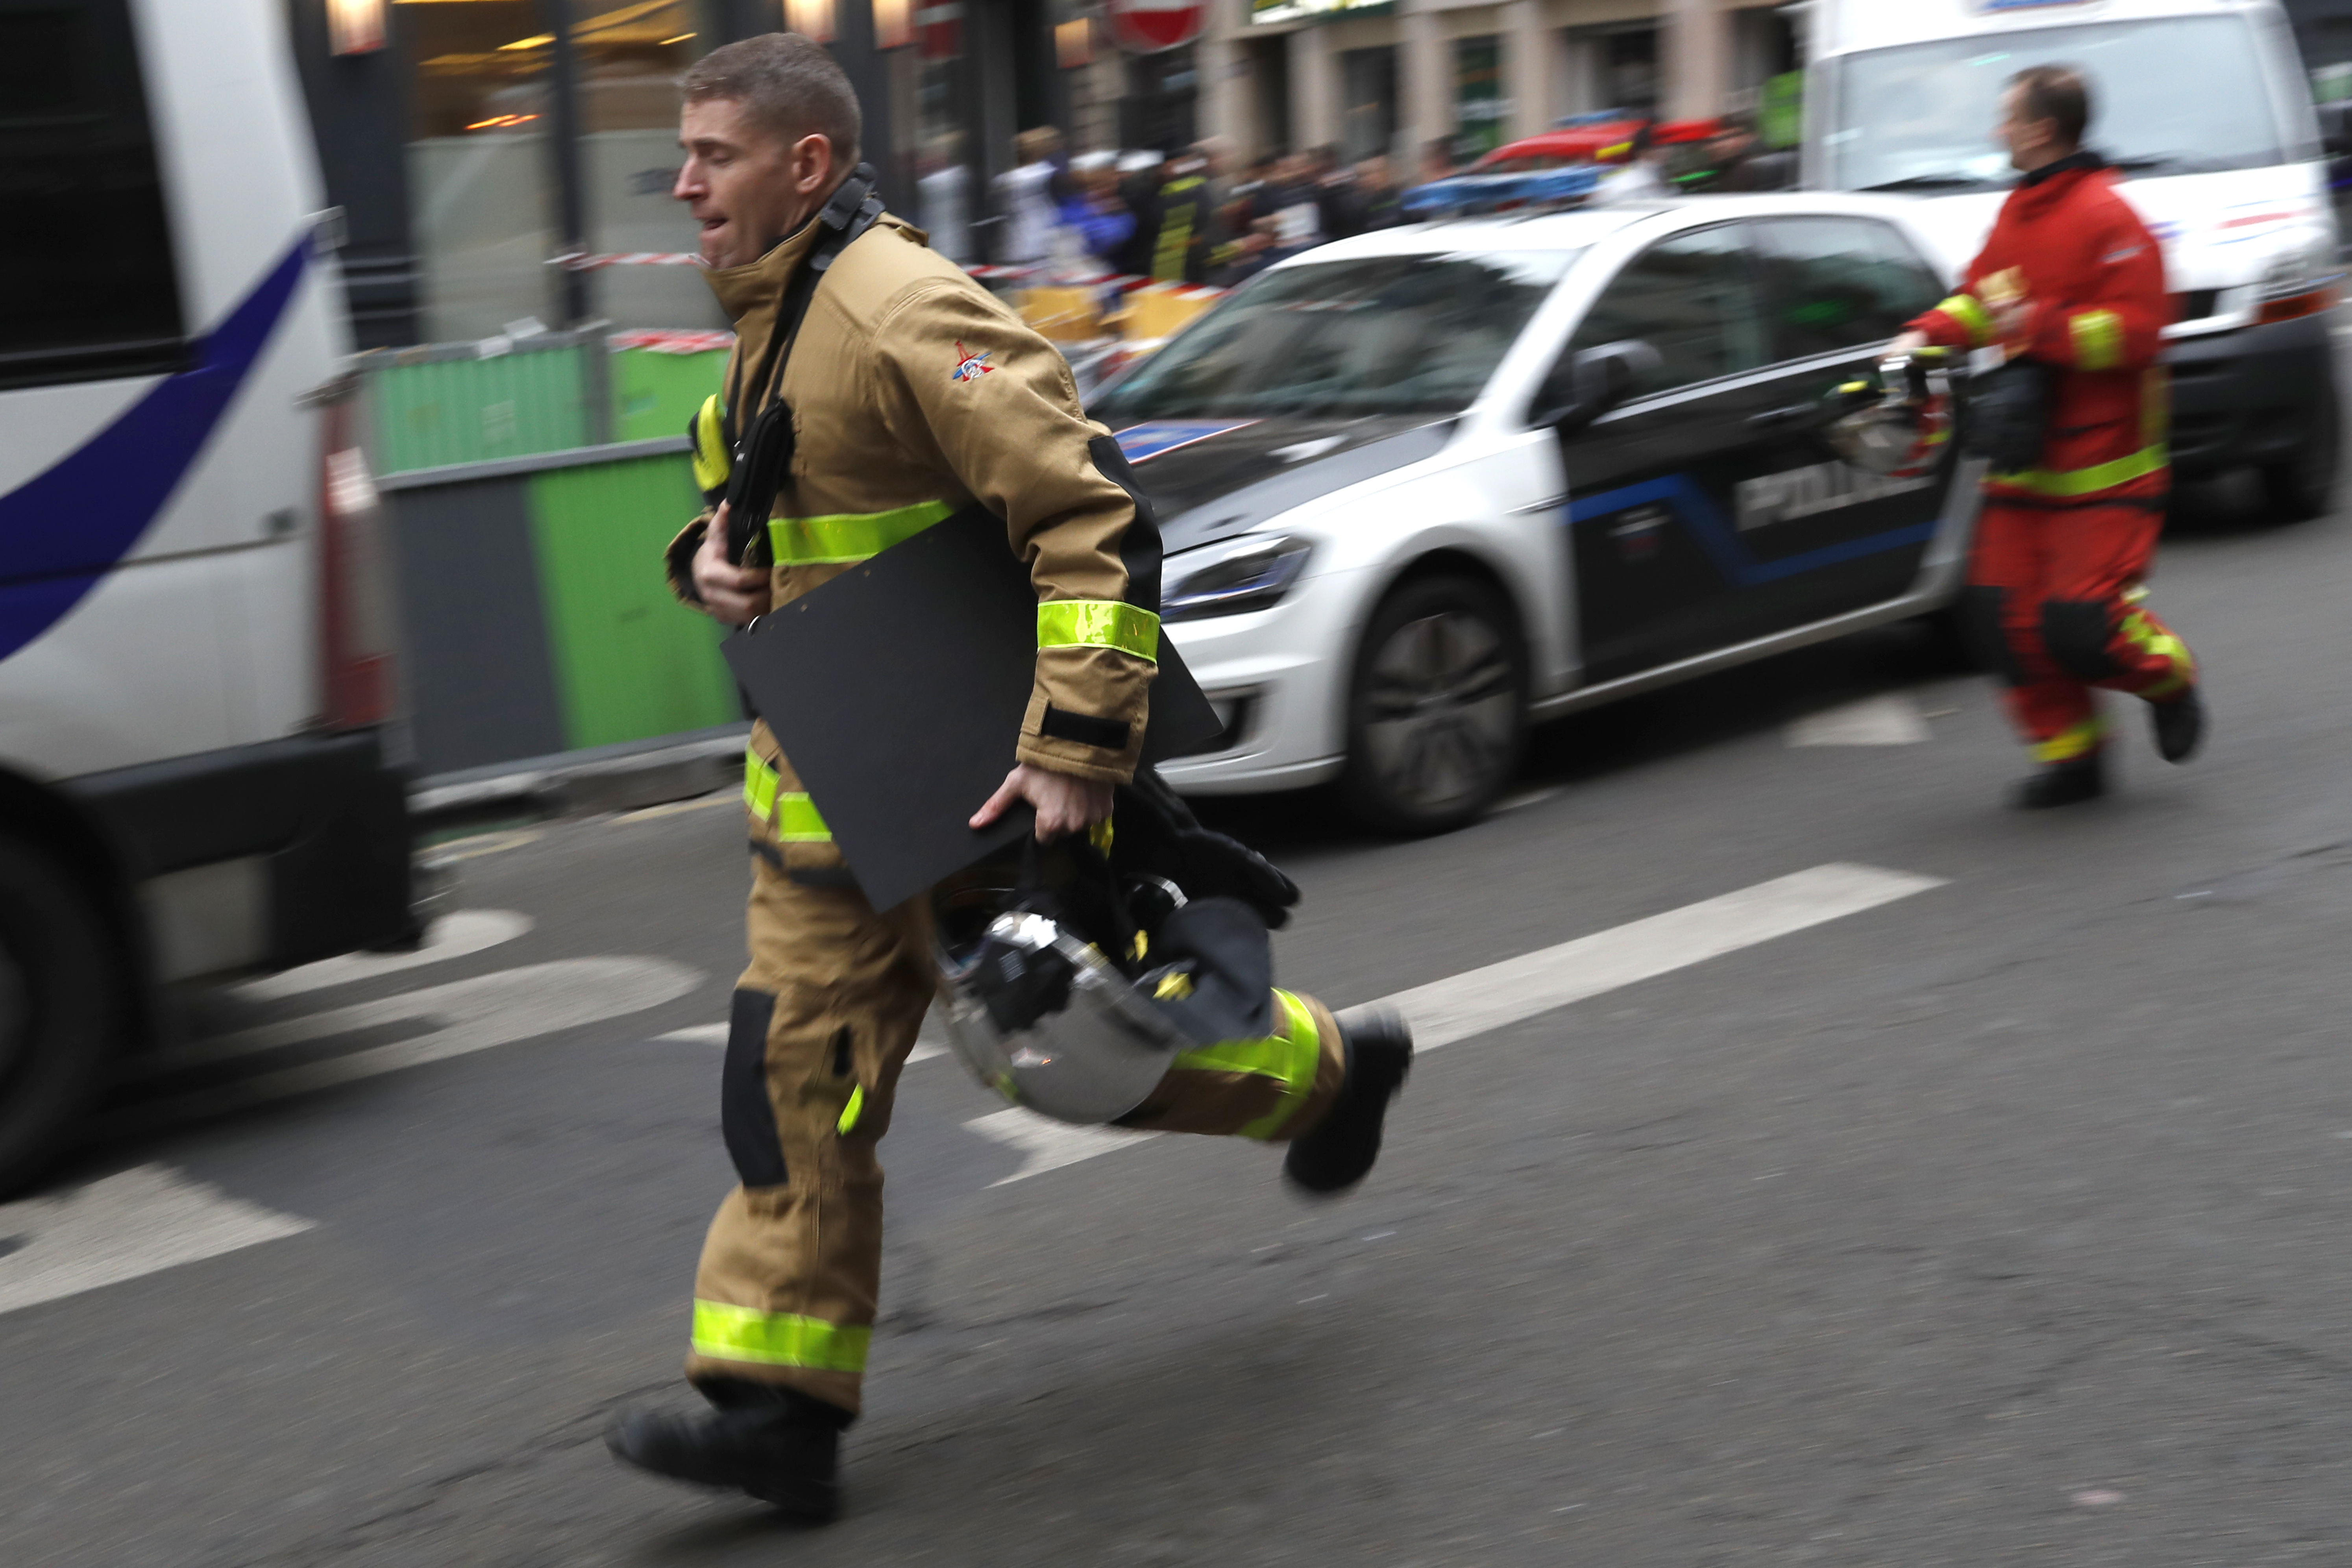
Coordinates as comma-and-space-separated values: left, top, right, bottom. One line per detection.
0, 0, 187, 391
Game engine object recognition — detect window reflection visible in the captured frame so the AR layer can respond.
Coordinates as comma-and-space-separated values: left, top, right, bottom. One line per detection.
400, 0, 557, 340
570, 0, 722, 331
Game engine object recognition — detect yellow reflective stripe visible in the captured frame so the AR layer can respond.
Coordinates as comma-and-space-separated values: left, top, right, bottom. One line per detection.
743, 750, 833, 842
2071, 309, 2124, 372
2119, 608, 2195, 697
767, 500, 954, 565
1937, 292, 1994, 346
692, 1300, 871, 1372
2034, 717, 2107, 764
1173, 989, 1322, 1141
1994, 444, 2168, 497
743, 746, 777, 816
691, 394, 729, 494
1037, 600, 1160, 662
836, 1084, 865, 1135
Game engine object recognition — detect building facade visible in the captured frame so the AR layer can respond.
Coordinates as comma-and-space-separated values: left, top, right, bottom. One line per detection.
286, 0, 1794, 349
292, 0, 1073, 348
1186, 0, 1797, 168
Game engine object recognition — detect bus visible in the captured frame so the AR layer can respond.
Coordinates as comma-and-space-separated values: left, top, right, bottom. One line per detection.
0, 0, 413, 1193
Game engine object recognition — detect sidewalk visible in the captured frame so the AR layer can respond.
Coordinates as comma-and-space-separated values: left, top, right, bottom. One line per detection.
409, 723, 748, 827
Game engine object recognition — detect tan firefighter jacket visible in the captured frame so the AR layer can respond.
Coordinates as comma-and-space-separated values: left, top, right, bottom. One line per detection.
664, 207, 1159, 884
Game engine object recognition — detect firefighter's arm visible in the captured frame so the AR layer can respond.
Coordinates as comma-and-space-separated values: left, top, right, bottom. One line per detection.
1906, 264, 1999, 350
2028, 213, 2169, 372
871, 280, 1155, 785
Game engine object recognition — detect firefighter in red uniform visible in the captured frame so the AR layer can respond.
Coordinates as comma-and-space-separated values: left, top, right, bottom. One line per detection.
1894, 65, 2204, 808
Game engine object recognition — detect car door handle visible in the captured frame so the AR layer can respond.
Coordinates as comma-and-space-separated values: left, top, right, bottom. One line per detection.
1747, 404, 1819, 429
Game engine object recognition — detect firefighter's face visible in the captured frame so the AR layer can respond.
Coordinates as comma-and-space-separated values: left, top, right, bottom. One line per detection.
675, 97, 836, 270
1995, 84, 2057, 173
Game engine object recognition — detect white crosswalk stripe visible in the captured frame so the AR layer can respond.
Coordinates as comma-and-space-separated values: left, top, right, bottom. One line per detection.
229, 910, 533, 1001
971, 862, 1946, 1184
0, 1166, 312, 1317
1785, 693, 1932, 747
12, 865, 1944, 1314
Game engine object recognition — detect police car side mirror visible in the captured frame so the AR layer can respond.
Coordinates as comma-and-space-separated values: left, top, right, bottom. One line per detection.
1540, 340, 1663, 436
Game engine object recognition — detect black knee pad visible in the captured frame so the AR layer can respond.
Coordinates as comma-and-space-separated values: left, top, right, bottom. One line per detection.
1958, 586, 2021, 683
2041, 599, 2120, 682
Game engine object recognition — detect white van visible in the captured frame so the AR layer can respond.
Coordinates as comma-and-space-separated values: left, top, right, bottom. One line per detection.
0, 0, 412, 1191
1805, 0, 2343, 518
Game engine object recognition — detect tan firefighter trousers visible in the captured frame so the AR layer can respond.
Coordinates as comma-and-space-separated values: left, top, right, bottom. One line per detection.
684, 817, 1346, 1416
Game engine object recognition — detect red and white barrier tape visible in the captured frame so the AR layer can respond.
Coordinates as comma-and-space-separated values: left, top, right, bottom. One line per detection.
608, 329, 736, 354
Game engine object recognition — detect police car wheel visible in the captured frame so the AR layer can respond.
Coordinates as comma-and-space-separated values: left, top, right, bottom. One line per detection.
2258, 377, 2340, 523
0, 834, 126, 1198
1340, 576, 1527, 836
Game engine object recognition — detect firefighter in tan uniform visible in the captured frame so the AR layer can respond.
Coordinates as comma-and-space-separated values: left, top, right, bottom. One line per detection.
606, 36, 1412, 1521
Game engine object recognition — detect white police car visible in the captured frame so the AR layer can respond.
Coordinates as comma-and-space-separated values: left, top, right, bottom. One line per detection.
1091, 196, 1978, 832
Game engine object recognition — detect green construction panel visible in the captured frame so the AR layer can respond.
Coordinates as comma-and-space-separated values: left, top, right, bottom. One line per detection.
613, 348, 731, 444
370, 345, 592, 474
525, 453, 743, 750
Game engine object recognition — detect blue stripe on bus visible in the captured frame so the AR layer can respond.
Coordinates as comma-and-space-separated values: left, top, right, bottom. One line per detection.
0, 236, 311, 662
1566, 473, 1935, 588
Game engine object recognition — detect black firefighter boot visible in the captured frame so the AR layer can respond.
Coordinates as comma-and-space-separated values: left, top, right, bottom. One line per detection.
2149, 686, 2206, 764
2009, 747, 2108, 810
1284, 1008, 1413, 1196
605, 1378, 852, 1519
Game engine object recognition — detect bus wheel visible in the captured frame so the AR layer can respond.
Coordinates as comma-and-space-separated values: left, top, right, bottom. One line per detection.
0, 834, 125, 1198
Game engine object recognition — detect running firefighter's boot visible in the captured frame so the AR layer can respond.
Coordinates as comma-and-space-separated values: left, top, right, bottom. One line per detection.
606, 1378, 851, 1519
2149, 686, 2206, 764
1285, 1008, 1412, 1196
2009, 747, 2107, 810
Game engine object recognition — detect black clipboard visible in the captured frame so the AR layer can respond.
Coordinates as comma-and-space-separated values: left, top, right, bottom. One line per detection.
723, 504, 1220, 910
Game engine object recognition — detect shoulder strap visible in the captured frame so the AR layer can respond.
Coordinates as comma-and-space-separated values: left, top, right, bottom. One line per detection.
723, 166, 886, 564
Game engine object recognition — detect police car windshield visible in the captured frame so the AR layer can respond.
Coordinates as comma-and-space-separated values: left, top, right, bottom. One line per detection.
1091, 251, 1575, 423
1830, 16, 2284, 193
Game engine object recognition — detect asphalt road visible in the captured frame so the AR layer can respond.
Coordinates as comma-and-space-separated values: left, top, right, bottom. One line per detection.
10, 459, 2352, 1565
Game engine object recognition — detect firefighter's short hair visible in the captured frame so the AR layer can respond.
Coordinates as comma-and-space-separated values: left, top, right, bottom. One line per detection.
685, 33, 862, 169
2008, 65, 2090, 149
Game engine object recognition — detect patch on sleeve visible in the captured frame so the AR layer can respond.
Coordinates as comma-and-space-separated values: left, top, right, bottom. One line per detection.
950, 341, 996, 381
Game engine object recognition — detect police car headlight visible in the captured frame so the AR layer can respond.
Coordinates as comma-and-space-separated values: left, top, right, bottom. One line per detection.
1163, 535, 1314, 621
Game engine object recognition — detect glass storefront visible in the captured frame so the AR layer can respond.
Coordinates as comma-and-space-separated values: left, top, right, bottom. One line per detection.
571, 1, 725, 332
311, 0, 1062, 344
398, 0, 560, 341
1454, 35, 1505, 161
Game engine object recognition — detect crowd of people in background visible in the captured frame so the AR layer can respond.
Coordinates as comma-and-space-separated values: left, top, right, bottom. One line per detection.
969, 111, 1790, 287
986, 130, 1416, 289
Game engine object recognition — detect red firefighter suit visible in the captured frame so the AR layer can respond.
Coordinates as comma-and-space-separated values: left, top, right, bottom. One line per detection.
1908, 151, 2197, 765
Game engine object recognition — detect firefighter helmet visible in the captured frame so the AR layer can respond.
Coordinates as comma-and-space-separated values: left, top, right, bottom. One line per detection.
932, 773, 1303, 1126
1824, 348, 1954, 479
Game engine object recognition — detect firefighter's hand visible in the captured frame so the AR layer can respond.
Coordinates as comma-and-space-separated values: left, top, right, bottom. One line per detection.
693, 504, 771, 626
972, 764, 1116, 841
1887, 330, 1931, 357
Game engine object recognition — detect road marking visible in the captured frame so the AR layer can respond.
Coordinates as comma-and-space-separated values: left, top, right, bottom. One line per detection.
966, 1110, 1157, 1185
655, 1024, 947, 1065
0, 1165, 313, 1317
972, 863, 1944, 1183
1785, 693, 1930, 747
1378, 864, 1943, 1053
124, 958, 702, 1120
230, 910, 533, 1000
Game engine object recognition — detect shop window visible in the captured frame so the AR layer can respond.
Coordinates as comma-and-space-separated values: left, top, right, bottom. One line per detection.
399, 0, 558, 342
0, 0, 185, 390
914, 0, 974, 263
1453, 37, 1505, 162
569, 0, 721, 332
1339, 47, 1394, 165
